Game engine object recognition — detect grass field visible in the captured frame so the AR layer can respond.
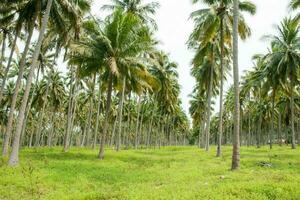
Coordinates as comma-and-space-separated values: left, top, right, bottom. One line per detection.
0, 146, 300, 200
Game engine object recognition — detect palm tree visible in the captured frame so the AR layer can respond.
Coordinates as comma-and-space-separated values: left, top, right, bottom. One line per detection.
70, 10, 153, 159
0, 1, 25, 105
7, 0, 91, 165
116, 76, 126, 151
22, 43, 55, 146
8, 0, 54, 166
189, 93, 206, 148
102, 0, 160, 29
232, 0, 240, 170
190, 0, 255, 154
189, 35, 220, 151
265, 18, 300, 149
46, 70, 66, 146
92, 75, 104, 149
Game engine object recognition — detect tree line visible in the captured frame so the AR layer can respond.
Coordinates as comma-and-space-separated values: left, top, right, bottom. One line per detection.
0, 0, 189, 166
189, 0, 300, 170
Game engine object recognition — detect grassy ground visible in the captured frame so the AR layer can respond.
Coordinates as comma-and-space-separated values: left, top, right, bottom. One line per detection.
0, 146, 300, 200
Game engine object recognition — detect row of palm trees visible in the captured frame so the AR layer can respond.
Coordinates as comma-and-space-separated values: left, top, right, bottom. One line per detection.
190, 0, 300, 170
0, 0, 189, 166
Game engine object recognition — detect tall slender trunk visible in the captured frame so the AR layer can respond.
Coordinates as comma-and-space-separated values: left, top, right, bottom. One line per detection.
278, 111, 282, 146
270, 89, 276, 149
35, 76, 51, 147
35, 44, 58, 147
247, 93, 251, 147
48, 111, 55, 147
0, 32, 6, 69
116, 77, 126, 151
147, 102, 155, 148
64, 65, 75, 152
0, 29, 19, 104
217, 17, 224, 157
1, 18, 35, 157
98, 72, 113, 159
247, 110, 251, 147
81, 119, 88, 147
126, 106, 132, 149
291, 77, 296, 149
147, 121, 152, 148
69, 96, 78, 147
85, 74, 96, 146
240, 107, 243, 146
138, 109, 144, 148
8, 0, 53, 166
93, 77, 102, 149
110, 117, 118, 147
135, 95, 142, 149
205, 55, 214, 152
20, 65, 41, 147
257, 115, 262, 148
200, 120, 205, 148
231, 0, 240, 170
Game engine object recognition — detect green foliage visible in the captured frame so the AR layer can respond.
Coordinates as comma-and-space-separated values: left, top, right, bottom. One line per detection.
0, 146, 300, 200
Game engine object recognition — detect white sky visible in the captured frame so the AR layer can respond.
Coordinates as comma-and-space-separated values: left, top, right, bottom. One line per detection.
92, 0, 291, 116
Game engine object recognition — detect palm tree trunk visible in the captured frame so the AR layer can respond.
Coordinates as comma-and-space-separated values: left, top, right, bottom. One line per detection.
0, 29, 19, 105
247, 93, 251, 147
270, 89, 276, 149
147, 104, 155, 148
93, 77, 102, 149
247, 110, 251, 147
69, 97, 78, 147
35, 76, 51, 147
291, 77, 296, 149
48, 111, 55, 147
278, 111, 282, 146
116, 77, 126, 151
110, 117, 118, 147
240, 107, 243, 146
98, 72, 113, 159
20, 65, 41, 147
63, 65, 75, 152
1, 19, 35, 157
257, 115, 262, 148
198, 122, 202, 148
200, 120, 205, 148
231, 0, 240, 170
135, 95, 142, 149
205, 57, 214, 152
85, 74, 96, 147
217, 17, 224, 157
0, 32, 6, 69
8, 0, 53, 166
138, 109, 144, 148
81, 119, 88, 147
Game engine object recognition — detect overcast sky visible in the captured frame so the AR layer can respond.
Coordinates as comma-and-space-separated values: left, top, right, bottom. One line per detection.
92, 0, 291, 116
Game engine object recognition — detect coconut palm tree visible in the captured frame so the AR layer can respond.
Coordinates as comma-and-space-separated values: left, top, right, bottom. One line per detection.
47, 70, 66, 146
102, 0, 160, 29
8, 0, 54, 166
189, 37, 220, 151
265, 18, 300, 149
189, 93, 206, 148
191, 0, 256, 156
0, 1, 26, 105
7, 0, 91, 165
231, 0, 240, 170
69, 10, 153, 159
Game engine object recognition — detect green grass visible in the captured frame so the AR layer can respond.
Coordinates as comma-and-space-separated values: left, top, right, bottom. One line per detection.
1, 146, 300, 200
